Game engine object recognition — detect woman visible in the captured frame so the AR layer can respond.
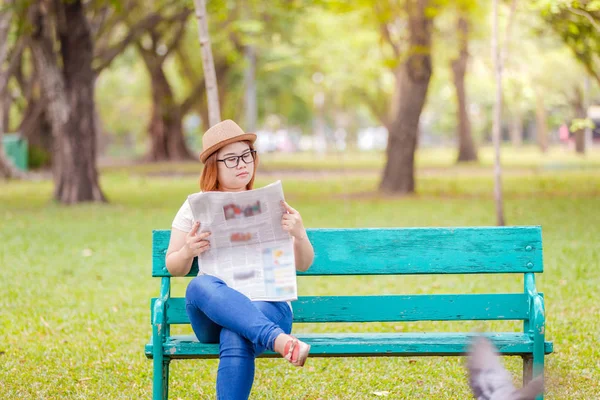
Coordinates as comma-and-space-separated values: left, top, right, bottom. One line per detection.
165, 119, 314, 399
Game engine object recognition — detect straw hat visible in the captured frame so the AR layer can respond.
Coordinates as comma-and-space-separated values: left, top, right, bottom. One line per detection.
199, 120, 257, 163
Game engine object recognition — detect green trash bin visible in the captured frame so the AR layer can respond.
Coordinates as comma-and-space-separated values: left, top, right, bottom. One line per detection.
2, 133, 28, 171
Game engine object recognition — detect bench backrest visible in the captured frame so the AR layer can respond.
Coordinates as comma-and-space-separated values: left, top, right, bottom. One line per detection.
152, 226, 543, 325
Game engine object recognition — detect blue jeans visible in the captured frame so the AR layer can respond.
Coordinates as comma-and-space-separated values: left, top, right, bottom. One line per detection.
185, 274, 293, 400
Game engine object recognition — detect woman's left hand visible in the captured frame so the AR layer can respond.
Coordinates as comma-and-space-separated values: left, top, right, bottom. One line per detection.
281, 200, 306, 240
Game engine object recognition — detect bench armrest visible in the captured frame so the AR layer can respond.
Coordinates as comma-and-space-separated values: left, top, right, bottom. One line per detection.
530, 294, 545, 336
152, 277, 171, 341
525, 272, 546, 379
524, 272, 545, 333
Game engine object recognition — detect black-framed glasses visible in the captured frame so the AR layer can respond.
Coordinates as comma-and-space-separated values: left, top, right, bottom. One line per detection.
217, 150, 256, 168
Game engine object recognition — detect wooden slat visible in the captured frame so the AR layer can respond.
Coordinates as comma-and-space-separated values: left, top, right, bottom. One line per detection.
292, 294, 530, 322
145, 332, 554, 359
152, 294, 530, 325
152, 227, 543, 277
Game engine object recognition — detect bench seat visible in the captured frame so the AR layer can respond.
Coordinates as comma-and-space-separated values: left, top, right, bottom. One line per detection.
146, 332, 553, 359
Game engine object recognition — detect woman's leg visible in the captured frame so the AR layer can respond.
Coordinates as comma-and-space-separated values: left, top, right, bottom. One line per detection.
185, 275, 286, 351
216, 301, 293, 400
185, 302, 221, 344
252, 301, 293, 354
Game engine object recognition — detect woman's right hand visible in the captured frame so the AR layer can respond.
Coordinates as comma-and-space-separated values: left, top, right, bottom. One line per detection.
182, 221, 211, 258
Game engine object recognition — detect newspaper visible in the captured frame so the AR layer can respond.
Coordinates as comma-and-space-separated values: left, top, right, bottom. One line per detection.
187, 181, 297, 302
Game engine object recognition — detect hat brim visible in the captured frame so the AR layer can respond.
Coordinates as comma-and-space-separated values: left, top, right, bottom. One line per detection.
200, 133, 257, 163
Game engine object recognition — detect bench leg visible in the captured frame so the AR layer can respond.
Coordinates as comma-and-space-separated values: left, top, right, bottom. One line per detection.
533, 346, 544, 400
522, 353, 544, 400
163, 360, 170, 400
522, 355, 533, 384
153, 356, 169, 400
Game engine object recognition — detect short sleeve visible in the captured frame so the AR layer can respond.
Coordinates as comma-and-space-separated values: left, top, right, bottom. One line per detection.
172, 199, 195, 232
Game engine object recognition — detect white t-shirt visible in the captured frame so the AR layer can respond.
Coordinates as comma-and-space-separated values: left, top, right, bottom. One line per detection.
171, 197, 198, 233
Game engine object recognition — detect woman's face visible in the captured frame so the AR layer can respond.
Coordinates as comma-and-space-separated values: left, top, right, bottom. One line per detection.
216, 141, 255, 192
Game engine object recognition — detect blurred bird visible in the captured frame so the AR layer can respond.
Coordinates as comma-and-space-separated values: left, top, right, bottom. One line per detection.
466, 336, 544, 400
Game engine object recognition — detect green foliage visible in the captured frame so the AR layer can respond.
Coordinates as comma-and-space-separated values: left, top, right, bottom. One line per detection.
570, 117, 595, 131
60, 0, 600, 151
535, 0, 600, 84
96, 51, 151, 141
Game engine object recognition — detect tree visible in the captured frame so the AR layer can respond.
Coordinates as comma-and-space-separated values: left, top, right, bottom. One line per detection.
491, 0, 517, 226
535, 89, 549, 153
538, 0, 600, 153
8, 1, 169, 170
379, 0, 435, 194
539, 0, 600, 87
225, 1, 314, 130
133, 7, 196, 161
233, 1, 308, 130
491, 0, 504, 225
28, 0, 106, 203
570, 86, 587, 153
451, 10, 478, 162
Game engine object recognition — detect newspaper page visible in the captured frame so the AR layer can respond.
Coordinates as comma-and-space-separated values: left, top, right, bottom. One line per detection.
187, 181, 297, 301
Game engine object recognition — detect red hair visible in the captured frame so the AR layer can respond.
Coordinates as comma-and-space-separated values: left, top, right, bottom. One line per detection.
200, 141, 258, 192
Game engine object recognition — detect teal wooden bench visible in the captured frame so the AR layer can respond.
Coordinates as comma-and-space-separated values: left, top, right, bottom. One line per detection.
146, 226, 553, 400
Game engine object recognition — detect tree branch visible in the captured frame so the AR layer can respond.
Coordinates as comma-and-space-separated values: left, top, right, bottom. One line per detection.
383, 23, 402, 59
175, 47, 200, 83
158, 9, 192, 62
136, 41, 158, 70
354, 85, 389, 127
0, 37, 25, 96
0, 8, 12, 69
181, 81, 206, 114
89, 5, 113, 39
93, 12, 164, 74
568, 7, 600, 33
376, 1, 401, 61
182, 58, 230, 115
581, 59, 600, 88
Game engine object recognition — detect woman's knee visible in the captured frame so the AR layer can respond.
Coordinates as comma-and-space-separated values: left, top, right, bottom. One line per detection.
254, 301, 293, 334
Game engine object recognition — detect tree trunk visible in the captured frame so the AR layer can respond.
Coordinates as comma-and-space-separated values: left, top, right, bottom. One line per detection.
452, 15, 478, 163
10, 40, 53, 166
1, 95, 10, 132
379, 0, 432, 194
29, 0, 106, 203
19, 98, 53, 166
583, 76, 592, 150
244, 45, 257, 131
509, 112, 523, 147
572, 89, 586, 154
140, 52, 194, 162
535, 91, 548, 153
193, 0, 221, 127
492, 0, 505, 226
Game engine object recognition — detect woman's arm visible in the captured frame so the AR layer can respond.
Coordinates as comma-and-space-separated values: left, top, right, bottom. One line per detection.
292, 233, 314, 272
281, 201, 314, 272
165, 223, 211, 276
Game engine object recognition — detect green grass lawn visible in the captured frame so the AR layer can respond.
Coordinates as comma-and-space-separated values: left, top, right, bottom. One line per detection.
100, 145, 600, 176
1, 149, 599, 399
